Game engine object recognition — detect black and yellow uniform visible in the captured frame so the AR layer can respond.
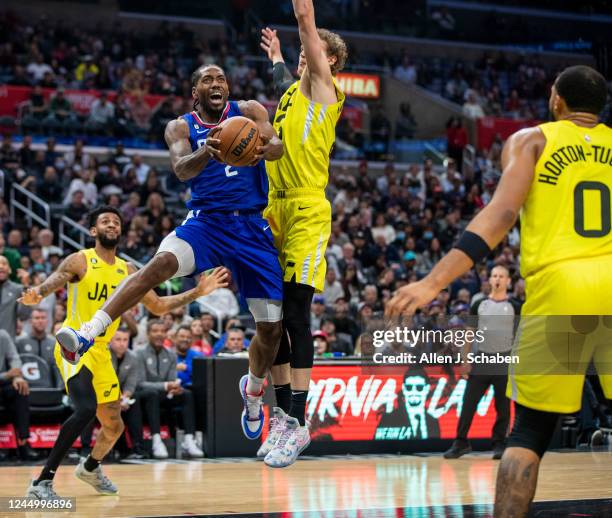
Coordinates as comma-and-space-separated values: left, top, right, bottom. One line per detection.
265, 80, 345, 291
510, 120, 612, 413
54, 248, 128, 404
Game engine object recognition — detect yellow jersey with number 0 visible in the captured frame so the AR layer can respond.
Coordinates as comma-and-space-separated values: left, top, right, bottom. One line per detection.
266, 80, 345, 191
520, 120, 612, 278
63, 248, 128, 345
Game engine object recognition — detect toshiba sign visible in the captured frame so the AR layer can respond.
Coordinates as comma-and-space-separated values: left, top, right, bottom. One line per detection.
336, 73, 381, 99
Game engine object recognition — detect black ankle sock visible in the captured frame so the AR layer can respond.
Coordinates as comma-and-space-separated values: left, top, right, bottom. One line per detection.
36, 466, 56, 484
274, 383, 292, 414
84, 454, 101, 472
289, 390, 308, 426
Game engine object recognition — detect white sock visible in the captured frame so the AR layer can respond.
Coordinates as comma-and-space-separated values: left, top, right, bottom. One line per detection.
82, 310, 112, 340
246, 371, 265, 396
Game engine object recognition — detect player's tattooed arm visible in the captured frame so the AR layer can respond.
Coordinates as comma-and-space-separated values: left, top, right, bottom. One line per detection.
165, 118, 222, 181
292, 0, 337, 104
127, 263, 230, 316
239, 100, 284, 163
18, 252, 85, 305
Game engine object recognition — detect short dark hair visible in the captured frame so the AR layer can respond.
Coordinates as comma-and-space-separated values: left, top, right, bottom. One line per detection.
555, 65, 608, 115
88, 205, 124, 229
116, 325, 130, 335
191, 64, 224, 87
177, 324, 192, 334
147, 318, 165, 333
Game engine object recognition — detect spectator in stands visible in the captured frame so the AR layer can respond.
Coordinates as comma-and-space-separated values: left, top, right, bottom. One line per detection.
86, 92, 115, 135
0, 233, 22, 283
0, 256, 31, 338
37, 230, 63, 261
120, 192, 141, 226
149, 99, 176, 142
189, 319, 213, 357
446, 117, 468, 171
320, 318, 353, 355
9, 64, 31, 86
24, 273, 55, 333
323, 268, 344, 307
463, 91, 485, 119
74, 55, 99, 84
109, 327, 147, 459
332, 297, 360, 346
174, 325, 203, 388
16, 307, 56, 368
218, 328, 247, 354
200, 312, 219, 350
137, 319, 203, 459
64, 190, 89, 223
37, 167, 63, 202
371, 214, 396, 246
21, 85, 48, 133
43, 88, 78, 135
313, 330, 331, 356
131, 92, 152, 135
394, 55, 417, 84
0, 329, 38, 460
7, 230, 28, 257
311, 295, 327, 331
123, 154, 150, 185
27, 52, 53, 83
66, 168, 98, 207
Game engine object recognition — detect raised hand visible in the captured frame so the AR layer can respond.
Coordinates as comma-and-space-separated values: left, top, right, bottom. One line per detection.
18, 287, 43, 306
196, 267, 231, 297
261, 27, 283, 63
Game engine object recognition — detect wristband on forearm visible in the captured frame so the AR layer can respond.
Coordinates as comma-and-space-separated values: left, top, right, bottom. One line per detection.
454, 230, 491, 264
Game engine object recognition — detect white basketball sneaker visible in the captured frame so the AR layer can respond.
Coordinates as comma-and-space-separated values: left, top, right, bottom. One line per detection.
264, 416, 310, 468
257, 407, 287, 458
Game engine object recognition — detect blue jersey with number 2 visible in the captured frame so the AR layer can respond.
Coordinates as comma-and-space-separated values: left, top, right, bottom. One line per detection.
182, 101, 268, 212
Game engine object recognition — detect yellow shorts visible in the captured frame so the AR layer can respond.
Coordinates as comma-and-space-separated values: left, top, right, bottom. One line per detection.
509, 256, 612, 413
55, 341, 120, 405
264, 189, 331, 293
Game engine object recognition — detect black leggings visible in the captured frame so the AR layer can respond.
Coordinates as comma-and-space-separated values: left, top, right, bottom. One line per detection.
274, 282, 315, 369
44, 367, 97, 472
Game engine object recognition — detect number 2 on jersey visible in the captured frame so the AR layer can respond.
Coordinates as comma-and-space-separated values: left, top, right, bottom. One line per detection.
196, 139, 239, 178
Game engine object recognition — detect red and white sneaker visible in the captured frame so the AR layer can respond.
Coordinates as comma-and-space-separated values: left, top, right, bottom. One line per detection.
263, 416, 310, 468
257, 407, 287, 458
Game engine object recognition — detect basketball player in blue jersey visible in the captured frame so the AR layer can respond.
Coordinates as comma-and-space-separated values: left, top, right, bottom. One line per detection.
57, 64, 286, 440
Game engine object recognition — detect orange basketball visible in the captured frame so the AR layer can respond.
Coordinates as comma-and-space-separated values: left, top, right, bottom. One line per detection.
212, 116, 261, 167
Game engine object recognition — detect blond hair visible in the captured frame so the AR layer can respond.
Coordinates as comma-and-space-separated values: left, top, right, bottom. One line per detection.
317, 28, 348, 75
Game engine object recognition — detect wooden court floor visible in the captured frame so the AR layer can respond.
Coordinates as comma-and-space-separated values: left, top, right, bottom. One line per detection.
1, 451, 611, 517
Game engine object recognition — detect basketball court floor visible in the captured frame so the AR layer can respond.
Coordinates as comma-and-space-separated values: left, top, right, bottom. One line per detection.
2, 449, 612, 517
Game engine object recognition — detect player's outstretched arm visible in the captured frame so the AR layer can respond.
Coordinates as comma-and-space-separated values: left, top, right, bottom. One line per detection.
261, 27, 294, 96
239, 100, 284, 163
386, 128, 542, 317
18, 252, 85, 305
165, 118, 222, 182
293, 0, 336, 104
128, 264, 230, 316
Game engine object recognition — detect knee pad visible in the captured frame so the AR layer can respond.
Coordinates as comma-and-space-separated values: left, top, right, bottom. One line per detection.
507, 403, 560, 458
281, 282, 315, 369
156, 232, 195, 278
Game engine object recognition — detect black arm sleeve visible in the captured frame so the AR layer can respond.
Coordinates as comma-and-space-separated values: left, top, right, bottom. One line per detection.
273, 62, 295, 97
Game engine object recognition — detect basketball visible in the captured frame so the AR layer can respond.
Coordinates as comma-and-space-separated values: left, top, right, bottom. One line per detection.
212, 116, 261, 167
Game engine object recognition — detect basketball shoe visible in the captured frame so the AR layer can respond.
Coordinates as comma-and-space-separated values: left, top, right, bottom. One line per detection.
239, 374, 264, 439
263, 416, 310, 468
257, 407, 287, 458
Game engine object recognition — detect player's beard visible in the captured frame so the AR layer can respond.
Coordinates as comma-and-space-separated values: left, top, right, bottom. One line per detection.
98, 233, 120, 250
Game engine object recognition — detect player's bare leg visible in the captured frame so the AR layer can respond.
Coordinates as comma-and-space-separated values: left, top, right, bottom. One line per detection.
75, 400, 124, 495
56, 253, 178, 353
494, 447, 540, 517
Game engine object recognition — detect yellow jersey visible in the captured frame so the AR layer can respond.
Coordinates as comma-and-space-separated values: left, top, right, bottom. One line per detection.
520, 120, 612, 277
63, 248, 128, 345
266, 80, 345, 191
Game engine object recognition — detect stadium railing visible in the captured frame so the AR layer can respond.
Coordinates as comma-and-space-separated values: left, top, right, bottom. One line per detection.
10, 183, 51, 229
